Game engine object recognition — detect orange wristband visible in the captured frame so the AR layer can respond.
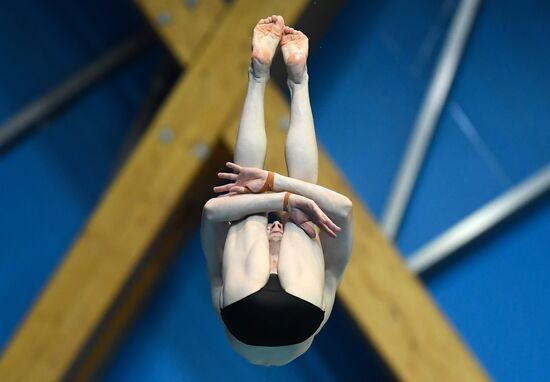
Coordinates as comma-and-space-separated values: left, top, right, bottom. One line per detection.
257, 171, 275, 193
283, 192, 291, 212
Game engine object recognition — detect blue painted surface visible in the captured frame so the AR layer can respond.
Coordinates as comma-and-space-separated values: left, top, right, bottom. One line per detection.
0, 0, 159, 353
1, 0, 549, 381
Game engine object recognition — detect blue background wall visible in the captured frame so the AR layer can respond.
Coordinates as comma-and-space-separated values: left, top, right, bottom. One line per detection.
1, 0, 549, 381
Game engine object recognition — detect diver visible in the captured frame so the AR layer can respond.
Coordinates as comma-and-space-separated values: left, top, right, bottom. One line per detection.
201, 15, 353, 366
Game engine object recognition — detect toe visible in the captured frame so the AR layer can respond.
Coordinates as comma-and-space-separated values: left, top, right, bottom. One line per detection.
275, 15, 284, 27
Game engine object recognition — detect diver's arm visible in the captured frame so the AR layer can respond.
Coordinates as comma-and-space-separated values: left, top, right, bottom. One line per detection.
203, 193, 285, 222
272, 173, 352, 224
204, 192, 341, 238
215, 162, 352, 223
200, 214, 226, 310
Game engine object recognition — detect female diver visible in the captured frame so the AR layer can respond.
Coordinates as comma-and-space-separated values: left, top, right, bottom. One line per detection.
201, 15, 353, 366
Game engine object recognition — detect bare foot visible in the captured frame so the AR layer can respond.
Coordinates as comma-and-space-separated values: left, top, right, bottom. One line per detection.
280, 26, 308, 83
251, 15, 284, 81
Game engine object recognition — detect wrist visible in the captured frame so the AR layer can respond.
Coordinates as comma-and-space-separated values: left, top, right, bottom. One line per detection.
272, 172, 285, 192
283, 192, 292, 212
258, 171, 274, 193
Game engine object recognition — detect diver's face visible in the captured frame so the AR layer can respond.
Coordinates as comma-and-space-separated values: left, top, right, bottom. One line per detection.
267, 220, 284, 242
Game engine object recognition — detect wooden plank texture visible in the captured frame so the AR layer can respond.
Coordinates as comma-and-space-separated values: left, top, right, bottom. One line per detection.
135, 0, 226, 64
0, 1, 308, 381
69, 142, 231, 382
222, 85, 489, 382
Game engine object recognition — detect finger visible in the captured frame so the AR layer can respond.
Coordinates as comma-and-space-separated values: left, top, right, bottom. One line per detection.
319, 223, 337, 238
323, 217, 341, 232
300, 223, 317, 239
213, 184, 232, 193
229, 185, 249, 194
218, 172, 238, 180
314, 214, 339, 237
312, 212, 334, 233
226, 162, 241, 173
213, 184, 233, 193
325, 219, 341, 237
314, 209, 341, 233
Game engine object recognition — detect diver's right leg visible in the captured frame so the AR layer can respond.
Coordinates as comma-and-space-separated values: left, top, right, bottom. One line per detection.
234, 15, 284, 168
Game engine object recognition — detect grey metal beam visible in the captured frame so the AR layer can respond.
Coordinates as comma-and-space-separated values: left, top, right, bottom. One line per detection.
0, 30, 154, 154
408, 163, 550, 274
381, 0, 481, 239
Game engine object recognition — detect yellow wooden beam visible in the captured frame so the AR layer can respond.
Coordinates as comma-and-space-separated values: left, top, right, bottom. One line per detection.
0, 1, 308, 381
69, 143, 231, 382
222, 85, 488, 381
135, 0, 227, 65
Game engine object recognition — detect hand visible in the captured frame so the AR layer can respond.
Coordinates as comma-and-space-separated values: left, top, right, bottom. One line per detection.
288, 194, 341, 239
214, 162, 268, 195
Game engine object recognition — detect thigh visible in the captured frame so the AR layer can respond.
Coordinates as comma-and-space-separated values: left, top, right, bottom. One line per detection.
285, 145, 318, 184
277, 222, 325, 308
222, 215, 270, 307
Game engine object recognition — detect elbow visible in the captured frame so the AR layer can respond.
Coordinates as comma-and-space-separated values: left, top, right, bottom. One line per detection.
334, 196, 352, 222
330, 195, 353, 225
341, 197, 353, 220
202, 198, 219, 221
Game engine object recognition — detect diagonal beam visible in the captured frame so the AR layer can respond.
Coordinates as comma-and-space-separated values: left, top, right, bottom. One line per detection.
0, 1, 308, 381
136, 0, 227, 65
381, 0, 481, 239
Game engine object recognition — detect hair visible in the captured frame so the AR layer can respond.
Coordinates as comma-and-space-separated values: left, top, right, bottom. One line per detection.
267, 211, 289, 224
267, 212, 279, 223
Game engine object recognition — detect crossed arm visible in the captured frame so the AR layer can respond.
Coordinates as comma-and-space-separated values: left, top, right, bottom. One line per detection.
214, 162, 352, 227
202, 162, 353, 297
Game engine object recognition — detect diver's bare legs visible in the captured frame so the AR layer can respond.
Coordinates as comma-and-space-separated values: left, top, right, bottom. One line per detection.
281, 27, 318, 184
234, 15, 284, 168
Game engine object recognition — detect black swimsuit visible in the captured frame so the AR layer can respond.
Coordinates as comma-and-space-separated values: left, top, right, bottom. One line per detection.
220, 273, 325, 347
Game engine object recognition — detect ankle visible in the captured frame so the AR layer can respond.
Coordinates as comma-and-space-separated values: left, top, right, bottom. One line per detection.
286, 68, 309, 86
249, 62, 270, 83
